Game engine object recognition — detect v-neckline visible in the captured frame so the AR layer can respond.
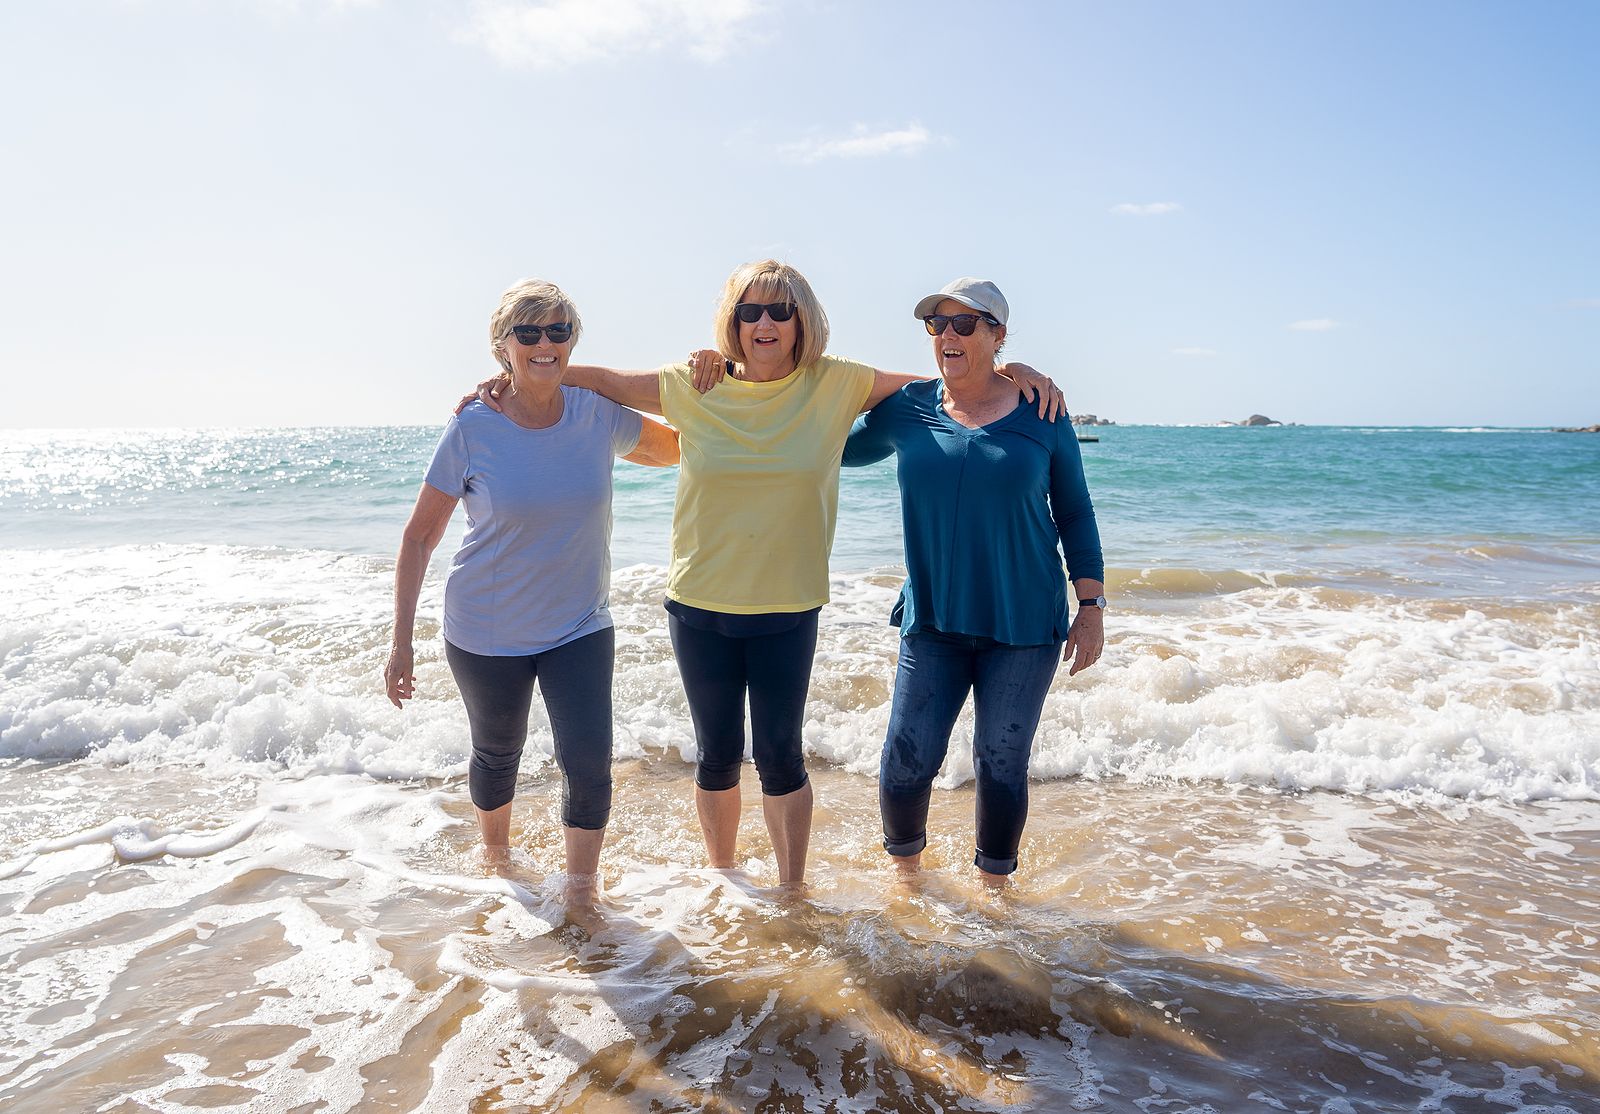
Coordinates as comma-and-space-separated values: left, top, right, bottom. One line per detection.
936, 390, 1022, 435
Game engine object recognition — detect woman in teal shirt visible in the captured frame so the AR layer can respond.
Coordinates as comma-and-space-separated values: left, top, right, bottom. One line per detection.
843, 277, 1106, 882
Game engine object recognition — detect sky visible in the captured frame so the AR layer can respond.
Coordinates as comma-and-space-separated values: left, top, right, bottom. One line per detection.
1, 0, 1596, 428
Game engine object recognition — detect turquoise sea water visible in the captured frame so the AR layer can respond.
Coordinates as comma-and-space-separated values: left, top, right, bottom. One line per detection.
5, 424, 1599, 598
4, 424, 1600, 1111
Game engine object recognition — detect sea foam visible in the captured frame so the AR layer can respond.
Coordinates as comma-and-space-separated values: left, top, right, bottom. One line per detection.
2, 545, 1597, 803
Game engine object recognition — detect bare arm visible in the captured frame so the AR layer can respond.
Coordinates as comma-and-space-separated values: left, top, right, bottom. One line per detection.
385, 482, 459, 708
458, 365, 666, 417
623, 415, 680, 466
561, 365, 664, 415
858, 363, 1065, 419
863, 369, 929, 410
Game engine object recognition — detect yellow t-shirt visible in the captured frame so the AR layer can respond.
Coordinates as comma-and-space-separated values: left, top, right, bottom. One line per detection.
658, 354, 877, 613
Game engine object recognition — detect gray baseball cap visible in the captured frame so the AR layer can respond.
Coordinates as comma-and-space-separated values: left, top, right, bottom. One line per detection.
912, 277, 1009, 326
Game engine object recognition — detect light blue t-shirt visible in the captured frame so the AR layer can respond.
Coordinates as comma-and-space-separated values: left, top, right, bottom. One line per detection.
424, 390, 643, 656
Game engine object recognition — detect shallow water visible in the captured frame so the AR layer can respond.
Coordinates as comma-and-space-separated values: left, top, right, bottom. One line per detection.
3, 763, 1596, 1112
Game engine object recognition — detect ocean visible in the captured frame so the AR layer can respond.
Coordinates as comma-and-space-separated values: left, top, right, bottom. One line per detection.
2, 423, 1598, 1112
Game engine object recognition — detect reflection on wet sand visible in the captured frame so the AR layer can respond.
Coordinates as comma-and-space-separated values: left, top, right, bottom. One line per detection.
1, 761, 1597, 1112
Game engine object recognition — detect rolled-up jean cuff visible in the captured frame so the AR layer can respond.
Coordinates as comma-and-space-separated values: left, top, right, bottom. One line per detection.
883, 834, 927, 858
974, 850, 1018, 875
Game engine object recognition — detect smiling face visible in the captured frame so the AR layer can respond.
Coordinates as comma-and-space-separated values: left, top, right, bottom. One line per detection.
929, 297, 1005, 380
499, 317, 573, 390
735, 279, 800, 372
488, 279, 582, 392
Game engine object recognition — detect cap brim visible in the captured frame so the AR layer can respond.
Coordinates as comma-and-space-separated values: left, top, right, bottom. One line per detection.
912, 292, 990, 319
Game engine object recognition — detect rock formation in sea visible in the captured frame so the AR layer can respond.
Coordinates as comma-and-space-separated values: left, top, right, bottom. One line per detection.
1218, 414, 1287, 426
1071, 413, 1116, 426
1554, 423, 1600, 432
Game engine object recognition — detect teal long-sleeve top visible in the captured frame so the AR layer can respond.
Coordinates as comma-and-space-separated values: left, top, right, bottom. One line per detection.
842, 379, 1104, 645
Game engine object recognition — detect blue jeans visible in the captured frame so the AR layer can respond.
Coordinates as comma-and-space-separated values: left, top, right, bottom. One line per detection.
880, 629, 1061, 875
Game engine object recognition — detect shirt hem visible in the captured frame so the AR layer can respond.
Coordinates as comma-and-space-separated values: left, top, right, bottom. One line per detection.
443, 612, 614, 657
665, 590, 829, 614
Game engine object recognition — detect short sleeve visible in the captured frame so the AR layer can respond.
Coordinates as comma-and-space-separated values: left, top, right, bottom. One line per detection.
821, 355, 877, 414
656, 362, 694, 428
599, 396, 644, 457
423, 416, 469, 498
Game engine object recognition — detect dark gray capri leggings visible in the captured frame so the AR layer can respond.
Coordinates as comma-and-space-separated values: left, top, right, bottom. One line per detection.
667, 607, 818, 797
444, 627, 614, 830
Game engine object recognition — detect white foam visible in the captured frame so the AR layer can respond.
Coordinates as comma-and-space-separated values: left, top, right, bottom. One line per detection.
2, 546, 1598, 802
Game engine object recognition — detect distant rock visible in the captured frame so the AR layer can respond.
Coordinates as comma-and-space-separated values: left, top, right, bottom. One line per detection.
1218, 414, 1288, 427
1554, 423, 1600, 433
1071, 413, 1116, 427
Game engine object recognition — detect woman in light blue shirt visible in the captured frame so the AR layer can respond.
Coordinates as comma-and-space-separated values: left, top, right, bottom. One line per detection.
385, 279, 679, 894
843, 278, 1106, 882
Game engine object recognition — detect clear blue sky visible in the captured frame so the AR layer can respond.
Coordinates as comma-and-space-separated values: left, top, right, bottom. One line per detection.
2, 0, 1595, 427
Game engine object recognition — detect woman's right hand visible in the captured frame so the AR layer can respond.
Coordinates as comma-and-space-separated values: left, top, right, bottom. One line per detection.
385, 643, 416, 708
455, 373, 511, 415
689, 349, 731, 394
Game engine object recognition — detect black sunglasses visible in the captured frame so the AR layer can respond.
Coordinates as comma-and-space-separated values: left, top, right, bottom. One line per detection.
924, 313, 999, 337
734, 302, 798, 324
511, 322, 574, 344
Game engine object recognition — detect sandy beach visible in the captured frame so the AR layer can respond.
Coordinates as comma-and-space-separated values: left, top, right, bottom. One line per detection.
4, 760, 1597, 1111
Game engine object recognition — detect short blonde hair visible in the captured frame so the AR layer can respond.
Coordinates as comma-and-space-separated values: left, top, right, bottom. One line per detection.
713, 259, 829, 369
489, 279, 582, 372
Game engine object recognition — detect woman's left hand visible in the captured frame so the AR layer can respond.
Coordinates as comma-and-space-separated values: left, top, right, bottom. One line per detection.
999, 362, 1066, 421
689, 349, 731, 394
1063, 610, 1104, 676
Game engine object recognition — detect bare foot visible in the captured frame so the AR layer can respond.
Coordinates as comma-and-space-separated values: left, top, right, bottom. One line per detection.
562, 871, 600, 906
890, 852, 923, 886
480, 844, 513, 875
775, 878, 812, 904
978, 868, 1011, 893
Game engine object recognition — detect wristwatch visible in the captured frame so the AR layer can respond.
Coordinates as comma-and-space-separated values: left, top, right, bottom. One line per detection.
1077, 595, 1107, 609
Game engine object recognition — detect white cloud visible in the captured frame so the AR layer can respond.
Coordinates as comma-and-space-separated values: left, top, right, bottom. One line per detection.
778, 123, 937, 164
1288, 318, 1339, 331
1172, 347, 1218, 357
1109, 201, 1182, 216
462, 0, 763, 68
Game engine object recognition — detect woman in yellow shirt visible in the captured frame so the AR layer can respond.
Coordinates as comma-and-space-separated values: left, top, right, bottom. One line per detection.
473, 260, 1061, 887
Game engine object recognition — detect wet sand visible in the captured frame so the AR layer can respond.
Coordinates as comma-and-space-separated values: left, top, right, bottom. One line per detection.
3, 758, 1596, 1112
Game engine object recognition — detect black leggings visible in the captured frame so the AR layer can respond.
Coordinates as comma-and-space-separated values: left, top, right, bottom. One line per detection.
668, 611, 818, 797
444, 629, 614, 829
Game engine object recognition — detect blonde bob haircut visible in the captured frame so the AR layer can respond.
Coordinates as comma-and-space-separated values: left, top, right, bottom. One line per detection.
489, 278, 582, 373
713, 259, 829, 370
